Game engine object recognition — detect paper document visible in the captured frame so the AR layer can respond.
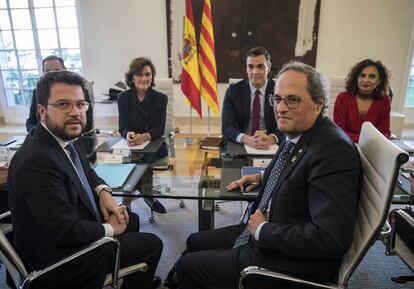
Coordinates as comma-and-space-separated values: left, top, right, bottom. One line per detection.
7, 136, 26, 150
110, 138, 150, 151
244, 144, 278, 155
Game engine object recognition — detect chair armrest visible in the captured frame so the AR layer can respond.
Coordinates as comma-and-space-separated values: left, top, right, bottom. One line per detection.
0, 211, 11, 221
386, 208, 414, 254
26, 237, 120, 288
379, 220, 392, 240
239, 266, 338, 289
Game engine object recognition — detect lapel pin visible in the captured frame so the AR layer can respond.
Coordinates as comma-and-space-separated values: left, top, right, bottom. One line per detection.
291, 156, 297, 162
298, 149, 303, 154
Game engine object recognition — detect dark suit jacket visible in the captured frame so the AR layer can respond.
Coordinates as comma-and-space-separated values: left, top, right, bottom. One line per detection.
221, 79, 284, 143
26, 89, 94, 133
249, 115, 361, 282
8, 125, 105, 273
117, 87, 168, 158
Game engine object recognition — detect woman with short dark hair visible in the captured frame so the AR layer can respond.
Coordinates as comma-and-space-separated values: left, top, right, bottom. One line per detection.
118, 57, 168, 214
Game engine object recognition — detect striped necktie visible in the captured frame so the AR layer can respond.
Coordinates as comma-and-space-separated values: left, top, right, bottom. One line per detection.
233, 141, 295, 248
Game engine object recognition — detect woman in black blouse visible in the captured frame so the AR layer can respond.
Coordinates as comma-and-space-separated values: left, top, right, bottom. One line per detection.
118, 57, 168, 213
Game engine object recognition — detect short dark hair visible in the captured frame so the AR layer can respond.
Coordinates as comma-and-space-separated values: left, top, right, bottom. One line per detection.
125, 57, 156, 89
36, 71, 87, 106
246, 47, 271, 65
345, 59, 390, 99
275, 61, 328, 114
42, 55, 65, 71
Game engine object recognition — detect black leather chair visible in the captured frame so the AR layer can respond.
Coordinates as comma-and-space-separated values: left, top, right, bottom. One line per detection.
386, 206, 414, 284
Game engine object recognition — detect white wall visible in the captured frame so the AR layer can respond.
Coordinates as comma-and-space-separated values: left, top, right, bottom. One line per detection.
81, 0, 414, 122
78, 0, 169, 99
316, 0, 414, 123
2, 0, 414, 125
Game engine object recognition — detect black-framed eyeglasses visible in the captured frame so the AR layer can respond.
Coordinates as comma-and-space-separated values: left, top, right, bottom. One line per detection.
268, 95, 302, 109
47, 100, 90, 114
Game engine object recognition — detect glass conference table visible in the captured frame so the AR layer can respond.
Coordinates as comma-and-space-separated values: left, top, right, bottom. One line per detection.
95, 136, 257, 231
94, 135, 414, 230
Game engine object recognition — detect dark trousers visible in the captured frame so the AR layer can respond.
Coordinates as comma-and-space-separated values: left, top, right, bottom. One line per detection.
175, 224, 255, 289
32, 213, 162, 289
175, 224, 327, 289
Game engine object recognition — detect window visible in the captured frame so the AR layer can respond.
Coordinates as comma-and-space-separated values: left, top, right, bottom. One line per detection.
0, 0, 83, 107
405, 55, 414, 107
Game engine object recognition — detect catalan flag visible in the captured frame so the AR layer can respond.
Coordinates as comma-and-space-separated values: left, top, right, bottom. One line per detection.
199, 0, 219, 116
181, 0, 202, 118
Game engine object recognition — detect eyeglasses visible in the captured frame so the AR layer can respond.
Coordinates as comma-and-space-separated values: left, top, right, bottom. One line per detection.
47, 100, 90, 114
268, 95, 302, 109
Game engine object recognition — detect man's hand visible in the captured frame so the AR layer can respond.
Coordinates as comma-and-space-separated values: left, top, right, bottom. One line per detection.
226, 173, 261, 192
248, 209, 267, 236
0, 163, 9, 185
99, 189, 129, 224
242, 131, 275, 150
107, 213, 127, 236
253, 131, 276, 149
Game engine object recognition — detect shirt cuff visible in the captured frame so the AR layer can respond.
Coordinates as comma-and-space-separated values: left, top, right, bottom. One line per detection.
236, 133, 246, 144
96, 185, 112, 196
103, 223, 114, 237
255, 221, 268, 240
269, 134, 278, 144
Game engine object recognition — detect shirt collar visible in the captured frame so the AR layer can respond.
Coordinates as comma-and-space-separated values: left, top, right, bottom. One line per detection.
286, 134, 301, 144
249, 80, 268, 96
41, 122, 73, 150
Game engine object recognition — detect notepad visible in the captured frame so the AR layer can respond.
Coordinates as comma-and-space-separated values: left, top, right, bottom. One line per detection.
244, 144, 278, 155
94, 163, 135, 188
110, 138, 150, 151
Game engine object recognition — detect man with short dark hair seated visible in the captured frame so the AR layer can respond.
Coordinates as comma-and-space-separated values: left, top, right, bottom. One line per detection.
221, 47, 284, 149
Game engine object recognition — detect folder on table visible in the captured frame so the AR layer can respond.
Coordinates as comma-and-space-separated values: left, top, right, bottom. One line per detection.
94, 163, 136, 188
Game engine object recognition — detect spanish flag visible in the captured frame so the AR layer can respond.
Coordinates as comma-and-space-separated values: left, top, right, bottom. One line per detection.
181, 0, 202, 118
199, 0, 219, 116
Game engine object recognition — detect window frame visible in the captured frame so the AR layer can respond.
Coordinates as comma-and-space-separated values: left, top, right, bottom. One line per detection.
0, 0, 84, 108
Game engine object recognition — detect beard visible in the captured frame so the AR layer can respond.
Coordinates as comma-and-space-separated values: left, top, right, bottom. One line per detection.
44, 114, 85, 141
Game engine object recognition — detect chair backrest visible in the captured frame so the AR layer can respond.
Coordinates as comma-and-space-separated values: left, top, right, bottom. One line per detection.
154, 78, 174, 136
229, 78, 242, 85
337, 122, 409, 286
0, 226, 28, 288
326, 76, 345, 119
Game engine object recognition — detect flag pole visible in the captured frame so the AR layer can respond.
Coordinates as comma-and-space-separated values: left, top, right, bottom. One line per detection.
187, 105, 193, 144
207, 107, 211, 136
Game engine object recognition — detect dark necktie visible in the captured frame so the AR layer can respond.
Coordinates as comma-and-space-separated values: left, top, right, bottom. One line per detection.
251, 90, 261, 135
233, 141, 295, 248
66, 142, 100, 220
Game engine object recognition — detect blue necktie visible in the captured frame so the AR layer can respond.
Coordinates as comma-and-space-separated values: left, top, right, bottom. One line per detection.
233, 141, 295, 248
66, 142, 100, 220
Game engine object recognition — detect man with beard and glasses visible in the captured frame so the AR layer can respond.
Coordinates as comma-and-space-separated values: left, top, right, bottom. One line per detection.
7, 71, 163, 289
